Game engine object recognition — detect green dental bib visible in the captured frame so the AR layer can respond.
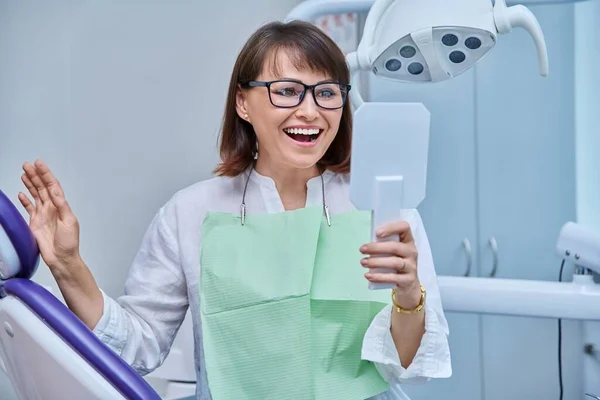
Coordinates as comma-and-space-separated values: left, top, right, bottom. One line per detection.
199, 205, 390, 400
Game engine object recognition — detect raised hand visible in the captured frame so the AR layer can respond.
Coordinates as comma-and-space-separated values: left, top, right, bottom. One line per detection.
18, 160, 103, 328
18, 160, 82, 274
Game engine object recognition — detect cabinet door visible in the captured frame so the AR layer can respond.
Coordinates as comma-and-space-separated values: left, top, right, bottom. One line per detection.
475, 4, 577, 400
368, 68, 482, 399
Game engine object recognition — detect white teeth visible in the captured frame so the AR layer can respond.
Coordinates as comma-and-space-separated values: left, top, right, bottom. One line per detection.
284, 128, 320, 135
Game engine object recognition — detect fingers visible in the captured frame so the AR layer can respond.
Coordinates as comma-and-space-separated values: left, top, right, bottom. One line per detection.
18, 192, 36, 216
35, 160, 74, 221
360, 241, 417, 259
50, 184, 75, 222
361, 255, 416, 273
21, 159, 74, 221
376, 220, 414, 243
35, 159, 60, 191
365, 271, 414, 286
22, 161, 50, 203
21, 172, 40, 202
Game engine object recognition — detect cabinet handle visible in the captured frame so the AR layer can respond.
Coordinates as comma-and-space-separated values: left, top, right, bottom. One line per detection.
488, 236, 498, 277
462, 238, 472, 277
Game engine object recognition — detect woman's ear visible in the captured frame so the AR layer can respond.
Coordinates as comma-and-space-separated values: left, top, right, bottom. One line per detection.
235, 86, 251, 123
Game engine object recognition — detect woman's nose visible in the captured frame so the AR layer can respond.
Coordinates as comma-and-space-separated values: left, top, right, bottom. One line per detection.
295, 92, 319, 120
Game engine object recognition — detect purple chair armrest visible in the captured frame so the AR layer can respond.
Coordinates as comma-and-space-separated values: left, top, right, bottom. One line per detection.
4, 279, 162, 400
0, 190, 39, 279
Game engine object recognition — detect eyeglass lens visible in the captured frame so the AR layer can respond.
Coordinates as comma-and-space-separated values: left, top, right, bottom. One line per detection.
269, 81, 347, 109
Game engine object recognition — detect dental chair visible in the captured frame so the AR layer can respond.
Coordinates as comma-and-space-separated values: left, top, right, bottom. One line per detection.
0, 189, 162, 400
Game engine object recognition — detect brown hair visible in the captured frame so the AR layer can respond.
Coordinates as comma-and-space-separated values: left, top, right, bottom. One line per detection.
213, 20, 352, 177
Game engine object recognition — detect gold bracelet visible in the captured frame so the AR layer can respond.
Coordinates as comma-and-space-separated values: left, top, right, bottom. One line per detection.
391, 285, 426, 314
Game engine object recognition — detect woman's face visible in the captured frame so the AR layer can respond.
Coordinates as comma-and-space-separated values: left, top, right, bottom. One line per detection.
236, 51, 344, 174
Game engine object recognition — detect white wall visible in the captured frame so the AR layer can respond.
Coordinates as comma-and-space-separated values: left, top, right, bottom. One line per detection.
0, 1, 301, 398
575, 0, 600, 230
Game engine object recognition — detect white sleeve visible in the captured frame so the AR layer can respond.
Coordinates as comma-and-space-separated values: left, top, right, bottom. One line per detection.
361, 209, 452, 385
92, 206, 189, 375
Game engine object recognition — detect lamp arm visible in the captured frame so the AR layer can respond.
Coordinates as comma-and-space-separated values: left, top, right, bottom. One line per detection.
285, 0, 375, 22
346, 52, 366, 109
285, 0, 396, 70
356, 0, 396, 69
0, 354, 7, 375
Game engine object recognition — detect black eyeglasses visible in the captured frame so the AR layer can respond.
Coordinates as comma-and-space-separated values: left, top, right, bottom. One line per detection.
241, 79, 351, 110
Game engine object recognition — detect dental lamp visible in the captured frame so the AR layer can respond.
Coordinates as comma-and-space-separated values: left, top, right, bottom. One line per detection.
287, 0, 548, 107
286, 0, 548, 289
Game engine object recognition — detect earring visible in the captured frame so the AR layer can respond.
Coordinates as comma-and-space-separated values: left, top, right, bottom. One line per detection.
244, 113, 249, 120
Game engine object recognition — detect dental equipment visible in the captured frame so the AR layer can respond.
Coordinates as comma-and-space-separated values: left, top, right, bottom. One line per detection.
286, 0, 548, 289
355, 0, 547, 85
0, 189, 162, 400
287, 0, 548, 108
437, 221, 600, 399
556, 221, 600, 276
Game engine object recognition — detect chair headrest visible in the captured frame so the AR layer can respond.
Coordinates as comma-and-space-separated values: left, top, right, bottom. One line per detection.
0, 189, 40, 281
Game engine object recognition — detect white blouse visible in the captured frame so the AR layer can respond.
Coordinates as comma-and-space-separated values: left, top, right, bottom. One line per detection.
92, 168, 451, 400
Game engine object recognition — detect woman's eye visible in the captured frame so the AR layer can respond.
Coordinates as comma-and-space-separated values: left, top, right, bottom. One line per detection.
275, 88, 298, 96
318, 90, 334, 98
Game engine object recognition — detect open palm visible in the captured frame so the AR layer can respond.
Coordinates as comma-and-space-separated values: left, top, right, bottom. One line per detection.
19, 160, 81, 271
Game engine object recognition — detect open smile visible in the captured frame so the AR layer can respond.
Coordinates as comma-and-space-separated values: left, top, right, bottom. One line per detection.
283, 127, 323, 147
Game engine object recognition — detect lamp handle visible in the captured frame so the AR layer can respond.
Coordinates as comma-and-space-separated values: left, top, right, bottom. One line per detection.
493, 1, 548, 77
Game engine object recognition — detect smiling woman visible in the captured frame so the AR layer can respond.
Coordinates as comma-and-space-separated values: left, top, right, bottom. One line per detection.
17, 19, 450, 400
215, 20, 353, 180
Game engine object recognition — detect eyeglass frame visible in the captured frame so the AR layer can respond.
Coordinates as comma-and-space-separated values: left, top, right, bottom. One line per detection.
239, 79, 352, 110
